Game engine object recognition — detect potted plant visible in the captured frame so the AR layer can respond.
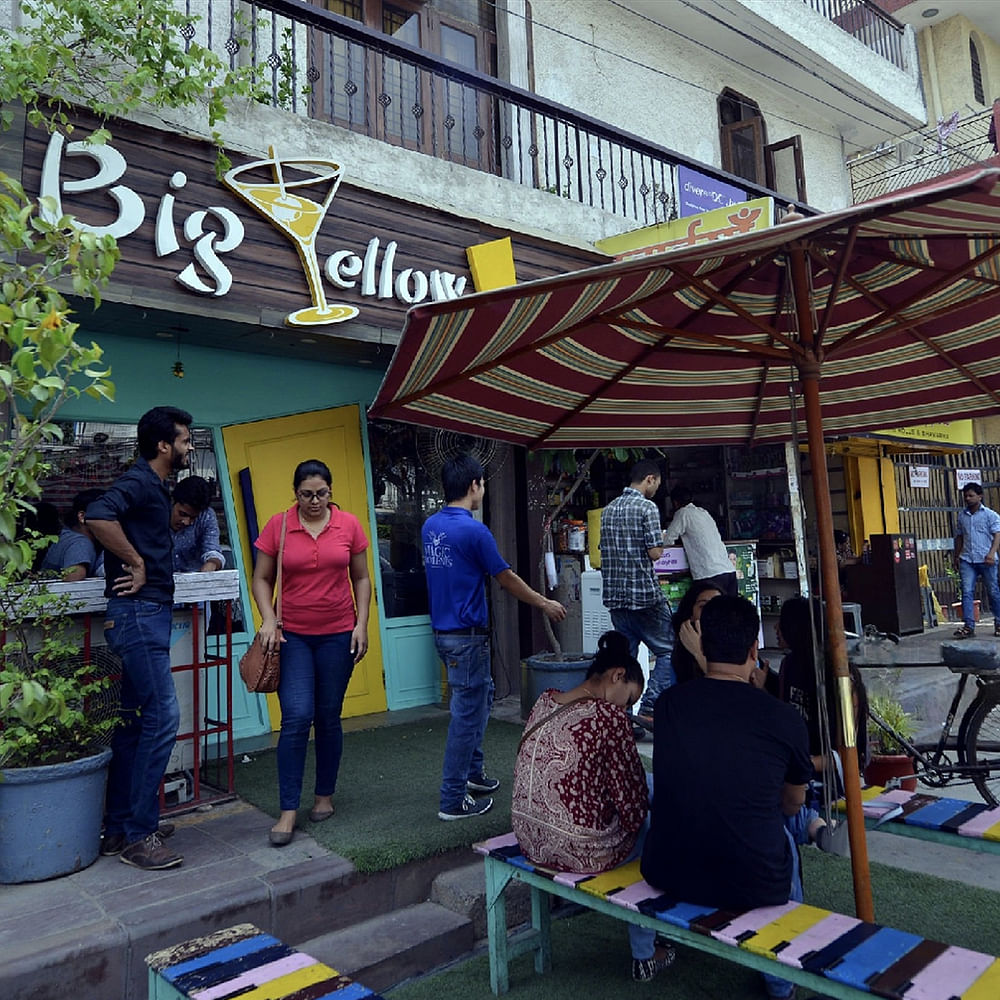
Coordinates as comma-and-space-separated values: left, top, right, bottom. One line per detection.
865, 693, 917, 791
0, 581, 121, 882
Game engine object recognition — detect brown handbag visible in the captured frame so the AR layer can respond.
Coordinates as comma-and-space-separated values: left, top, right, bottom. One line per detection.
239, 513, 287, 694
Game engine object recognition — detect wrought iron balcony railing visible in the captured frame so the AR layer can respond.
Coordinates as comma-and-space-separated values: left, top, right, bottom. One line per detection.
801, 0, 905, 70
183, 0, 814, 227
848, 107, 997, 203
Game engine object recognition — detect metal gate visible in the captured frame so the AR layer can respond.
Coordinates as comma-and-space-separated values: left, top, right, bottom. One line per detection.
895, 446, 1000, 614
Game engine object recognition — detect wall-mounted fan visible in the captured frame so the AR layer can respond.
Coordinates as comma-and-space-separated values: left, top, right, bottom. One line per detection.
417, 429, 507, 482
71, 646, 123, 747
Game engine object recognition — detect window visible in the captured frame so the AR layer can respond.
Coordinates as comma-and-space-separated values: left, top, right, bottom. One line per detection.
718, 88, 807, 204
719, 89, 766, 185
30, 422, 244, 631
308, 0, 497, 166
367, 418, 445, 618
971, 37, 985, 106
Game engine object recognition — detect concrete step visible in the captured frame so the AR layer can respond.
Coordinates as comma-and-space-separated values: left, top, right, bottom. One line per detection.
431, 859, 532, 941
298, 900, 473, 993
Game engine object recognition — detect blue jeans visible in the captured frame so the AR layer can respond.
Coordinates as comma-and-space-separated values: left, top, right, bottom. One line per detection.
104, 598, 179, 843
276, 630, 355, 811
626, 773, 656, 960
436, 633, 494, 812
609, 600, 675, 715
960, 560, 1000, 629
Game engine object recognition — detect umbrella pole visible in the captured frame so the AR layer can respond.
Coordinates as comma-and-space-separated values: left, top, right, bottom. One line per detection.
789, 241, 874, 922
801, 380, 874, 921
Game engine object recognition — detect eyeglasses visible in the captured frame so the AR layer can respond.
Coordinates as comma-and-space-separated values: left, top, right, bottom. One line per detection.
297, 489, 331, 502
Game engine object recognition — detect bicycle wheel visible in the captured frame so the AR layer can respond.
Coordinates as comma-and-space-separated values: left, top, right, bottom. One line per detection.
963, 691, 1000, 807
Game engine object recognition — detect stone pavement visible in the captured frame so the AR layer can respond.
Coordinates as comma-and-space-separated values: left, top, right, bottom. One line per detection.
3, 630, 1000, 1000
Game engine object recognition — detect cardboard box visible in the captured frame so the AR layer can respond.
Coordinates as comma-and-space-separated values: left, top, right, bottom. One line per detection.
782, 561, 798, 579
757, 558, 774, 579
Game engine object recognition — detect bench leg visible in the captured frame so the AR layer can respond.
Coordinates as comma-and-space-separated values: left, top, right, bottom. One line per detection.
485, 857, 514, 995
531, 886, 551, 974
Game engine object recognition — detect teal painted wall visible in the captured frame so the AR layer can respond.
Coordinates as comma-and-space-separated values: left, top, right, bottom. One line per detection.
55, 329, 391, 747
59, 331, 386, 425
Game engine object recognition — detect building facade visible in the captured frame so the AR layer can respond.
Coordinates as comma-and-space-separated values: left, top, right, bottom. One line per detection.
3, 0, 927, 746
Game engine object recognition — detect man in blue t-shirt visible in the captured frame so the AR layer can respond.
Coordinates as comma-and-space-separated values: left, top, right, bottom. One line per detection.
423, 453, 566, 820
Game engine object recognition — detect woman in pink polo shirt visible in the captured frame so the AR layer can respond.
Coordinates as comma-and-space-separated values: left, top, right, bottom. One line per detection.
252, 459, 372, 846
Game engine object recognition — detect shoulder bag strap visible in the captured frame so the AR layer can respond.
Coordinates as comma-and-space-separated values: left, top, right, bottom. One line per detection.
274, 512, 288, 630
518, 695, 597, 751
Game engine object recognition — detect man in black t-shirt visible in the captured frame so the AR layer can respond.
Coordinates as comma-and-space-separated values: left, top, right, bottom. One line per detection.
641, 595, 811, 1000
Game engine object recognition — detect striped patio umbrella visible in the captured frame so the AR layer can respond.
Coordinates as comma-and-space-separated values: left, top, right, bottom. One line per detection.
370, 167, 1000, 921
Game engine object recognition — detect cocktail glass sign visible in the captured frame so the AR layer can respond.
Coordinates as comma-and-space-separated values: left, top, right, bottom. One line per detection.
37, 134, 468, 326
223, 149, 357, 326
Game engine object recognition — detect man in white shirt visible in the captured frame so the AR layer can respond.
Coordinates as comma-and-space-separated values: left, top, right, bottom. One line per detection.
664, 485, 737, 595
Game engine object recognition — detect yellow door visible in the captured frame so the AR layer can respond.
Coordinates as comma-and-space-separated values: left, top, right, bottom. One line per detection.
222, 405, 387, 724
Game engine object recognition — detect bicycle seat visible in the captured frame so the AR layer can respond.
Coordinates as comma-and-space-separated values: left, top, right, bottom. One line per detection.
941, 640, 1000, 674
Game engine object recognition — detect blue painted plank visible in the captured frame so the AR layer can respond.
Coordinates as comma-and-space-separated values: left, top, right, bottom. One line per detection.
902, 799, 975, 830
161, 934, 284, 981
801, 922, 881, 973
822, 927, 924, 989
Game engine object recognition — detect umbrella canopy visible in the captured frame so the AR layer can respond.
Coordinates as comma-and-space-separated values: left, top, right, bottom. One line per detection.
370, 168, 1000, 923
372, 169, 1000, 449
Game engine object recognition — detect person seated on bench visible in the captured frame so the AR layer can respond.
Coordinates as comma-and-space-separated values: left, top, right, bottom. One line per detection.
513, 630, 676, 983
641, 595, 812, 1000
777, 596, 869, 787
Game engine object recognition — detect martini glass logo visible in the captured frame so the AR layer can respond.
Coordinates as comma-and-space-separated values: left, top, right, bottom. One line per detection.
223, 147, 359, 326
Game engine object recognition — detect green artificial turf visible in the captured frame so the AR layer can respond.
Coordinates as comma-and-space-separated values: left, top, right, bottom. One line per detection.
233, 714, 522, 872
386, 851, 1000, 1000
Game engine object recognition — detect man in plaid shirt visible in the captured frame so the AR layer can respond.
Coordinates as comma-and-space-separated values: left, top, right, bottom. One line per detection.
600, 459, 674, 730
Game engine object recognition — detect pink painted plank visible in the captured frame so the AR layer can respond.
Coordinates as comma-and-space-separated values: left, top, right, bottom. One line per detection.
772, 913, 861, 969
711, 902, 801, 946
606, 880, 661, 911
191, 952, 317, 1000
956, 807, 1000, 839
903, 945, 996, 999
473, 833, 520, 856
553, 871, 596, 888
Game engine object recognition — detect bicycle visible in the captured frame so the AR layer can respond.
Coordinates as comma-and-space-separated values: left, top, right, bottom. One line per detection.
857, 632, 1000, 806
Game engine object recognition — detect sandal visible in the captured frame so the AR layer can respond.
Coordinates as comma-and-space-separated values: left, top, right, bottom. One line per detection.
954, 625, 975, 639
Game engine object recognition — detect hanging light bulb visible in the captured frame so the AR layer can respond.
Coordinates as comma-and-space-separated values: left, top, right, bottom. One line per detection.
172, 333, 184, 378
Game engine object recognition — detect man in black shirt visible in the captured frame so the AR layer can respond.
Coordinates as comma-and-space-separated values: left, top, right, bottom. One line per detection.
641, 595, 812, 1000
86, 406, 193, 871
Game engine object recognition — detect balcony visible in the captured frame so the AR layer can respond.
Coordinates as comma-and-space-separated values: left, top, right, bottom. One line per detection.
802, 0, 905, 70
185, 0, 815, 227
848, 106, 999, 203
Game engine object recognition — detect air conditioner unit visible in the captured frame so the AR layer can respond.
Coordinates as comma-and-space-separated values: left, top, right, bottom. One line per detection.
581, 569, 651, 683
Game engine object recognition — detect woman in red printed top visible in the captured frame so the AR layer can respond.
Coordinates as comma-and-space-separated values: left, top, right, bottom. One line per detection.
252, 459, 371, 847
513, 630, 675, 982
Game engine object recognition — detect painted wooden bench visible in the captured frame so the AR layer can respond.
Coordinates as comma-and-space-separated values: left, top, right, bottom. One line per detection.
146, 923, 385, 1000
476, 833, 1000, 999
841, 785, 1000, 855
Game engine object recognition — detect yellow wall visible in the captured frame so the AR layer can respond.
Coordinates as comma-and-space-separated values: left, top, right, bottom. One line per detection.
918, 15, 1000, 121
844, 454, 899, 547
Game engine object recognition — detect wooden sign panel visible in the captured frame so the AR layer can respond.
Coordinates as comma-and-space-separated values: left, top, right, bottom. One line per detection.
18, 109, 603, 336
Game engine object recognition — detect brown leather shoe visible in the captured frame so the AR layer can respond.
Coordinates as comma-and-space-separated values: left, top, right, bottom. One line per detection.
120, 833, 183, 870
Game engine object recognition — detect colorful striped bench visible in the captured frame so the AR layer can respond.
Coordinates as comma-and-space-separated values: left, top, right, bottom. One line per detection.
475, 833, 1000, 999
844, 786, 1000, 855
146, 923, 385, 1000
